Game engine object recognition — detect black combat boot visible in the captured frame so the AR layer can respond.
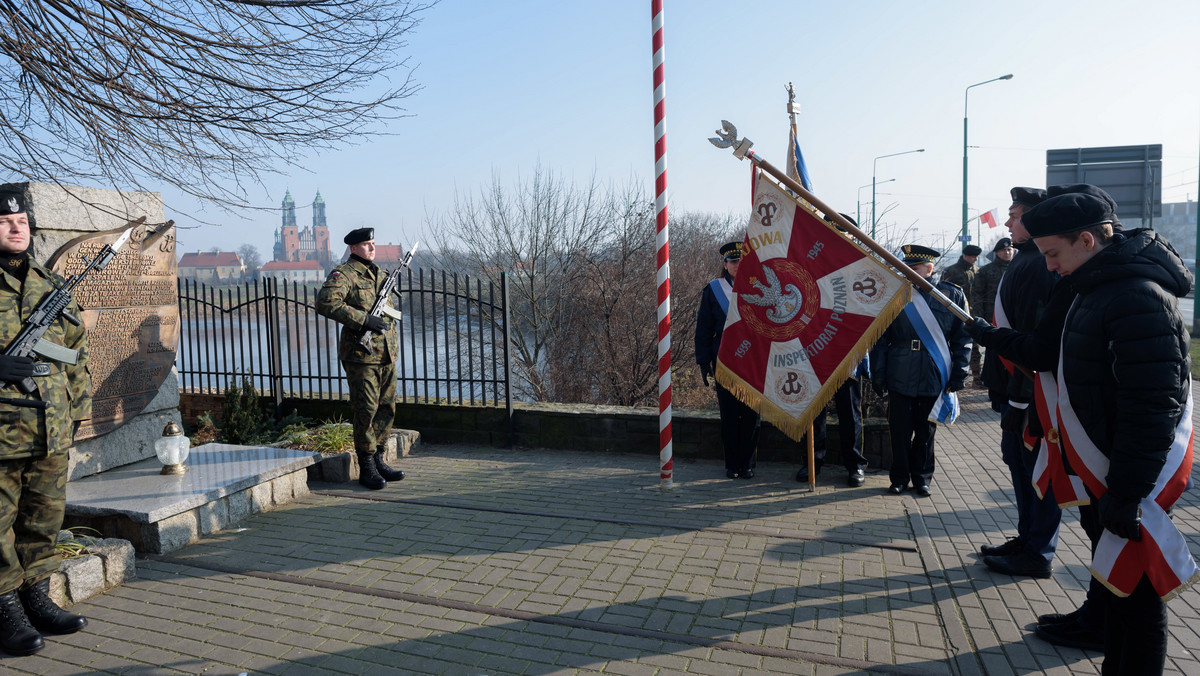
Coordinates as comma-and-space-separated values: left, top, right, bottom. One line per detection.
19, 578, 86, 635
0, 590, 44, 656
356, 452, 387, 490
373, 448, 406, 482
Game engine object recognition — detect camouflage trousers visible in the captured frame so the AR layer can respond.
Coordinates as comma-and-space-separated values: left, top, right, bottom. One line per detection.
0, 451, 66, 594
343, 361, 396, 454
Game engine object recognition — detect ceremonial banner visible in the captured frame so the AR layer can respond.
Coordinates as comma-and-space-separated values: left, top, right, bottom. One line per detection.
715, 171, 910, 440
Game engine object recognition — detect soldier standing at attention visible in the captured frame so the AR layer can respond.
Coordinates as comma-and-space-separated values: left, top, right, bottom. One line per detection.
316, 227, 407, 491
695, 241, 760, 480
941, 243, 981, 380
0, 190, 91, 656
870, 245, 970, 497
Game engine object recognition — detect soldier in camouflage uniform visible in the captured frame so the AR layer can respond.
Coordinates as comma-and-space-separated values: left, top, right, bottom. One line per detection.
316, 227, 406, 490
941, 244, 981, 378
971, 237, 1014, 325
0, 190, 91, 656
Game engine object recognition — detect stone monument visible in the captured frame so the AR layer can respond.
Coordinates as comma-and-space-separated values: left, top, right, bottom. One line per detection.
2, 182, 181, 480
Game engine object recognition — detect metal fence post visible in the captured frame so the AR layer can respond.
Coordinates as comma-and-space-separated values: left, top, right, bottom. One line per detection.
267, 277, 285, 419
502, 271, 513, 448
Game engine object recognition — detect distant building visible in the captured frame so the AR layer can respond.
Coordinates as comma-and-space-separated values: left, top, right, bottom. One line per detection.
178, 251, 245, 282
273, 189, 332, 268
258, 260, 326, 284
1144, 200, 1196, 262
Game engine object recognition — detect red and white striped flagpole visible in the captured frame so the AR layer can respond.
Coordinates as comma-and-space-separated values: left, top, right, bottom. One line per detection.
651, 0, 673, 488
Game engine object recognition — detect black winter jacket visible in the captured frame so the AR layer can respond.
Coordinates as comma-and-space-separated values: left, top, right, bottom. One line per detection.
1058, 229, 1193, 502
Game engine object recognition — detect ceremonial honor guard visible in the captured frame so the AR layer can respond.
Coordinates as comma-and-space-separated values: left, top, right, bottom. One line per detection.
976, 188, 1064, 581
695, 242, 760, 479
1019, 192, 1193, 674
0, 191, 91, 656
870, 245, 970, 497
316, 227, 407, 490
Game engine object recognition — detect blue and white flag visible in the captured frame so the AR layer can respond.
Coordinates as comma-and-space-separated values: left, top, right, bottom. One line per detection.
787, 123, 813, 191
902, 294, 959, 424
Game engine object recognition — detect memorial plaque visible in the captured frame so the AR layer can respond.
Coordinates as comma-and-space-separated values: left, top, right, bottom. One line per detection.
48, 220, 178, 439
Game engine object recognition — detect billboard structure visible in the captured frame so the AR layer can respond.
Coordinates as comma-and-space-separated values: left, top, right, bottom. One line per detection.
1046, 145, 1162, 225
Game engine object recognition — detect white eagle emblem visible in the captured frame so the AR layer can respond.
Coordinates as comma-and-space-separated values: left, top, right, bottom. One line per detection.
742, 266, 803, 323
5, 197, 18, 214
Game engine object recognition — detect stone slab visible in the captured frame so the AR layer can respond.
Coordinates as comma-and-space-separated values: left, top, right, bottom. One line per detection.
66, 443, 321, 523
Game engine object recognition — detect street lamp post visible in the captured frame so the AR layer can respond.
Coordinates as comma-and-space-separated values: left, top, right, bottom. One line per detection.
872, 149, 924, 238
858, 179, 892, 228
962, 74, 1013, 252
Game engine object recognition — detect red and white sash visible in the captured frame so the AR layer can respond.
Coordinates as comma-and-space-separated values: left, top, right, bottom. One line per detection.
992, 277, 1084, 505
1029, 372, 1089, 508
1056, 332, 1198, 600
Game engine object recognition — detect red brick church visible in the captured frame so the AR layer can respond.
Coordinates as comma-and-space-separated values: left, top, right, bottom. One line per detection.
272, 189, 332, 269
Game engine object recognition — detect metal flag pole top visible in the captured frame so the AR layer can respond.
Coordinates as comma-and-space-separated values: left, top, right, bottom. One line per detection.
708, 120, 972, 323
652, 0, 674, 488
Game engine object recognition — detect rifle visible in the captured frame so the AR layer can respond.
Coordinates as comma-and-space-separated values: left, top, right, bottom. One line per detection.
2, 226, 135, 409
357, 241, 419, 354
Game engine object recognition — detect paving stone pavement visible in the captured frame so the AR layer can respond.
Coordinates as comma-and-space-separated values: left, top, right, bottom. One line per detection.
6, 387, 1200, 675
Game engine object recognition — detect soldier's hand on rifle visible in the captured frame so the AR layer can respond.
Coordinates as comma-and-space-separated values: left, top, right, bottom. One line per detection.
363, 315, 387, 334
0, 354, 36, 384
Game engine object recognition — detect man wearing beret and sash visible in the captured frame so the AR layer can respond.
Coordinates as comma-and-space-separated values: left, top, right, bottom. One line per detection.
976, 191, 1194, 674
870, 244, 970, 497
0, 190, 91, 655
317, 227, 407, 491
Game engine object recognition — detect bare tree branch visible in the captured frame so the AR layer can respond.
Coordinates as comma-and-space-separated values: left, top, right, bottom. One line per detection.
0, 0, 434, 208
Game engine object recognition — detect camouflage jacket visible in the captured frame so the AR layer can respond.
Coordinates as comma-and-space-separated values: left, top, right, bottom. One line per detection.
0, 258, 92, 458
940, 258, 976, 299
971, 259, 1010, 321
315, 257, 398, 365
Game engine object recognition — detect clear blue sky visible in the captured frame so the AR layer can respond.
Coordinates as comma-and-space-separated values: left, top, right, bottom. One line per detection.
167, 0, 1200, 261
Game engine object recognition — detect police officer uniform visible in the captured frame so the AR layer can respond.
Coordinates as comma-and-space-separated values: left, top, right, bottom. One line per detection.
0, 191, 91, 655
871, 245, 970, 497
316, 227, 406, 490
694, 242, 760, 479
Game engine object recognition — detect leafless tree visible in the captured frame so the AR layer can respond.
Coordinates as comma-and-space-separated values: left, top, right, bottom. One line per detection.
237, 244, 262, 278
0, 0, 433, 208
429, 166, 609, 401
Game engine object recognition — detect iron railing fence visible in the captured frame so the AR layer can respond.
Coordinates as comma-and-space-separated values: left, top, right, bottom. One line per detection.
176, 270, 513, 437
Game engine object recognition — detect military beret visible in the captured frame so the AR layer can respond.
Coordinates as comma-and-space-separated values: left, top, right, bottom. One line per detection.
0, 189, 26, 215
993, 237, 1013, 251
1047, 183, 1118, 213
1022, 193, 1114, 239
901, 244, 940, 265
720, 241, 744, 261
963, 245, 982, 256
343, 227, 374, 245
1010, 187, 1047, 209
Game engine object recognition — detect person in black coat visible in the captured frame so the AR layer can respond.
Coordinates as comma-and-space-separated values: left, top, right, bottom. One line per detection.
974, 192, 1192, 675
975, 187, 1064, 582
695, 241, 760, 479
870, 245, 970, 497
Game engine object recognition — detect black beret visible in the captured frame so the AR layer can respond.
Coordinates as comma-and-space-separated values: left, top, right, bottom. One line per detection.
1022, 193, 1114, 239
962, 245, 982, 256
1047, 183, 1118, 213
1010, 187, 1047, 209
0, 190, 26, 215
993, 237, 1013, 251
720, 241, 744, 261
901, 244, 940, 264
343, 227, 374, 245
